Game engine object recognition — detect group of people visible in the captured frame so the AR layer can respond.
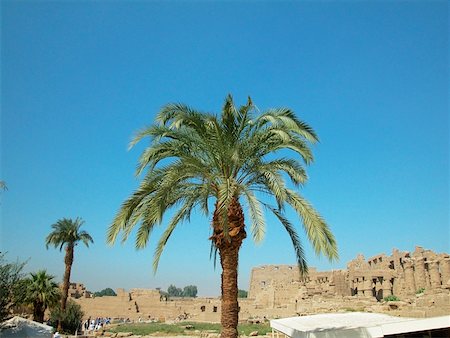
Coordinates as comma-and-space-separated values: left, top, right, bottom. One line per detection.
82, 317, 111, 333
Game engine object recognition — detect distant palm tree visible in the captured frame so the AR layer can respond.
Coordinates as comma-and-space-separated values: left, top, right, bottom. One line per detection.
45, 218, 93, 316
0, 181, 7, 191
25, 270, 60, 323
107, 95, 338, 338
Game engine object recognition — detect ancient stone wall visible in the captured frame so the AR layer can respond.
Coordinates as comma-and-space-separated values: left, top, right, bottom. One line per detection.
67, 282, 91, 299
244, 246, 449, 317
74, 295, 222, 323
248, 265, 350, 305
348, 246, 450, 299
73, 246, 450, 321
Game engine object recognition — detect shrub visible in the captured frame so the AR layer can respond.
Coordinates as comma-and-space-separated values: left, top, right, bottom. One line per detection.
416, 287, 425, 294
93, 287, 117, 297
383, 295, 400, 302
0, 254, 27, 321
238, 289, 248, 298
49, 300, 84, 334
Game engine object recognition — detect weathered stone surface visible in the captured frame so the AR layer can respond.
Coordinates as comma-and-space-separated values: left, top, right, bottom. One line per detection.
70, 246, 449, 322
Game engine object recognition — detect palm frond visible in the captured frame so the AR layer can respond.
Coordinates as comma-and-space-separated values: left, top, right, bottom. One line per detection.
267, 206, 308, 276
241, 187, 265, 243
216, 178, 237, 238
153, 198, 197, 272
286, 189, 338, 261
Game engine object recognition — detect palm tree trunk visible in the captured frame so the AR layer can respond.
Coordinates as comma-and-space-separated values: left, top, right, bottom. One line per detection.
59, 243, 74, 330
33, 301, 45, 323
219, 240, 241, 338
212, 197, 246, 338
61, 244, 74, 311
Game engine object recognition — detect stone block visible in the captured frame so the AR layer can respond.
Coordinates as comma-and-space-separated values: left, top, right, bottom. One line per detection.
433, 293, 450, 307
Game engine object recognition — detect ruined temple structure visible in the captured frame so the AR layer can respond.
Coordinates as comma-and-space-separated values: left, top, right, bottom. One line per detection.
248, 266, 350, 307
347, 246, 450, 300
67, 282, 91, 299
244, 246, 450, 320
249, 246, 450, 306
72, 246, 450, 321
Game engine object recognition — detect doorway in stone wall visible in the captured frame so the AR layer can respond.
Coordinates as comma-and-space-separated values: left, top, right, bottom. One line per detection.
376, 289, 383, 301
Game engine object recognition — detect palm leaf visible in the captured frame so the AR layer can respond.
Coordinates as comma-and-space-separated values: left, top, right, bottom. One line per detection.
286, 189, 338, 261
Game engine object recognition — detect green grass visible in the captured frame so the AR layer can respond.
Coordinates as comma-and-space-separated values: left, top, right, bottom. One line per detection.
110, 321, 272, 336
383, 295, 400, 302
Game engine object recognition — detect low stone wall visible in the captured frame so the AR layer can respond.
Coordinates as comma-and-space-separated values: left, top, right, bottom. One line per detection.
74, 289, 450, 322
73, 246, 450, 322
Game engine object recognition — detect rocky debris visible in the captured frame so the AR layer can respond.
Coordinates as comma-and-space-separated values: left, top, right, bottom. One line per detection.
249, 331, 259, 336
200, 330, 220, 338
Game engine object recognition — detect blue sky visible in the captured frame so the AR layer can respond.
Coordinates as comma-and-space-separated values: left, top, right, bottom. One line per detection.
1, 1, 448, 297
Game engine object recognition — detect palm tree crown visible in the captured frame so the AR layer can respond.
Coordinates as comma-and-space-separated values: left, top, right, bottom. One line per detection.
108, 95, 337, 270
25, 270, 60, 323
46, 217, 93, 251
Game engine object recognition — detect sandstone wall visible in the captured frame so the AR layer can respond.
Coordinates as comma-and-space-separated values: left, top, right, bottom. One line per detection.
74, 246, 450, 321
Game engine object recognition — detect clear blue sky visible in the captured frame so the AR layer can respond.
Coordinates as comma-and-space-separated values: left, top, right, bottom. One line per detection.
1, 1, 448, 297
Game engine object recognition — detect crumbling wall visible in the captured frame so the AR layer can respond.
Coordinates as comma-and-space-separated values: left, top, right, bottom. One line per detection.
73, 246, 450, 321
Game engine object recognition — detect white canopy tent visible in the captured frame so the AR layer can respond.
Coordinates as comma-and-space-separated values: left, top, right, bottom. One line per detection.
270, 312, 450, 338
0, 316, 54, 338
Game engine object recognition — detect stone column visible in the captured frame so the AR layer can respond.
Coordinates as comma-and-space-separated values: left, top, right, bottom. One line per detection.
392, 276, 401, 297
363, 278, 373, 297
403, 259, 416, 294
382, 278, 392, 297
439, 258, 450, 288
428, 260, 441, 289
425, 262, 432, 288
414, 257, 427, 290
356, 278, 363, 295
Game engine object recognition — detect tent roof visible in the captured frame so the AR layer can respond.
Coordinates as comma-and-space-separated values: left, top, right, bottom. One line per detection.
270, 312, 450, 338
0, 316, 54, 337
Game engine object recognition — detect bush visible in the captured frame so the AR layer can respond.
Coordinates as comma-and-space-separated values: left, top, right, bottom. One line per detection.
383, 295, 400, 302
93, 287, 117, 297
416, 287, 425, 294
0, 254, 27, 321
166, 284, 198, 298
182, 285, 197, 298
238, 289, 248, 298
49, 300, 84, 334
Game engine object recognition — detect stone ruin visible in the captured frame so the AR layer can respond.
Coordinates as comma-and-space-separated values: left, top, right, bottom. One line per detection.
347, 246, 450, 300
72, 246, 450, 321
67, 282, 91, 299
249, 246, 450, 303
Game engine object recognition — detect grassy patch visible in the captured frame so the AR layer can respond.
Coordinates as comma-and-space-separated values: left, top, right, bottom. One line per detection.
110, 321, 271, 336
238, 323, 271, 336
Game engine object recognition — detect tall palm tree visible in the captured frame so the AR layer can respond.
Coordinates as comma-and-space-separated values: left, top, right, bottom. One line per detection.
25, 270, 60, 323
107, 95, 338, 338
45, 218, 93, 315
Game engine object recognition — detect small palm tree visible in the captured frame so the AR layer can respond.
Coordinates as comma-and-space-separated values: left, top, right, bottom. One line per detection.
25, 270, 60, 323
108, 95, 337, 338
45, 218, 93, 315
